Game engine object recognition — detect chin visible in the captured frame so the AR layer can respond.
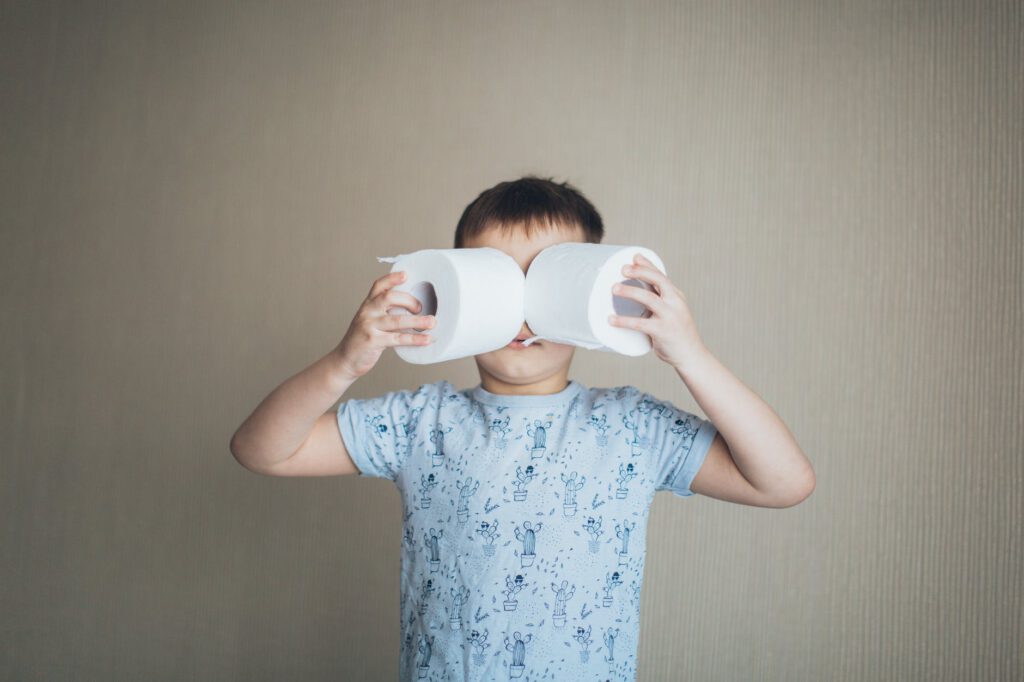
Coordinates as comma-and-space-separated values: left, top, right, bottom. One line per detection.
475, 344, 575, 384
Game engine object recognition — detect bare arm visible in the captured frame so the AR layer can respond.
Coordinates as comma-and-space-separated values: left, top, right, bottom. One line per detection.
229, 270, 436, 477
229, 350, 359, 476
609, 253, 815, 508
681, 349, 815, 508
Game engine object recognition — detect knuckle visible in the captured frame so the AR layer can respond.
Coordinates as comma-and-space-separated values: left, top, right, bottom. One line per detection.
395, 291, 420, 307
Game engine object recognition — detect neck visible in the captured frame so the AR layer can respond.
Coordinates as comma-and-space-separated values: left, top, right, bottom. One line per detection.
477, 367, 571, 396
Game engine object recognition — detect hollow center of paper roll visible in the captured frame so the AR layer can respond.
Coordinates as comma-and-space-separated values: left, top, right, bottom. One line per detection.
612, 278, 654, 319
402, 281, 438, 333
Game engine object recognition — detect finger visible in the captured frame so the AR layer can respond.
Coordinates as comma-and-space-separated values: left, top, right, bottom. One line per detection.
631, 258, 687, 304
608, 313, 656, 335
384, 331, 436, 347
611, 282, 666, 316
633, 254, 680, 295
373, 288, 423, 314
368, 270, 407, 299
622, 258, 671, 294
377, 314, 436, 332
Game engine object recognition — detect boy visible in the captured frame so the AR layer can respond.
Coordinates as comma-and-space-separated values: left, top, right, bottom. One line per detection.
230, 176, 815, 681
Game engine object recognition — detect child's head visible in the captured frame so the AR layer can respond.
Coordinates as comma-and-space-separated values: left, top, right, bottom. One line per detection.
455, 175, 604, 387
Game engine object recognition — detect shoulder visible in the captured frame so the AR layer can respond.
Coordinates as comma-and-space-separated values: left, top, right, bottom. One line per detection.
343, 380, 454, 412
407, 379, 451, 402
586, 384, 684, 417
586, 384, 645, 409
437, 380, 472, 403
396, 380, 457, 398
388, 380, 475, 414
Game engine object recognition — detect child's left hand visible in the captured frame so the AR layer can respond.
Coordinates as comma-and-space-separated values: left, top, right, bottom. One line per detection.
608, 253, 707, 371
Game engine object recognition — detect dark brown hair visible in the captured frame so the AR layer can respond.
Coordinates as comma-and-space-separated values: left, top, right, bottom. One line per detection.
453, 175, 604, 248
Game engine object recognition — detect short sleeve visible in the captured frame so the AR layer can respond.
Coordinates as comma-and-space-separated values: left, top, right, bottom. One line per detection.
625, 390, 718, 498
335, 382, 442, 481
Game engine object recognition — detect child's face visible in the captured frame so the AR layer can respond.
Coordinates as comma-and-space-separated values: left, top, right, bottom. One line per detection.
464, 222, 586, 386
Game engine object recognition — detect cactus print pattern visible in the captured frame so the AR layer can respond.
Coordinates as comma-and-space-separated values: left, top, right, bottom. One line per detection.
336, 380, 718, 681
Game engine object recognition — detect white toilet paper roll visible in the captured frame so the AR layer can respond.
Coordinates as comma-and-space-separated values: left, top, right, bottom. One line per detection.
376, 247, 526, 364
522, 243, 667, 356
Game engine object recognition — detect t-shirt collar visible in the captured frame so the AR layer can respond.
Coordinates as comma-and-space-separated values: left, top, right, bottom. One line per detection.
471, 379, 585, 407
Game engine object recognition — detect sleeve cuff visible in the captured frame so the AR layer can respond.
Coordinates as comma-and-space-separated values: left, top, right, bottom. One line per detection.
667, 419, 718, 497
335, 400, 380, 478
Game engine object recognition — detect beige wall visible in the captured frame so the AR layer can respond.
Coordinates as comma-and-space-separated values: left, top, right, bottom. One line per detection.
2, 1, 1020, 679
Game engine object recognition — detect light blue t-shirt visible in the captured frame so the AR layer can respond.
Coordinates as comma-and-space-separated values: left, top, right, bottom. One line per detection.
336, 378, 717, 682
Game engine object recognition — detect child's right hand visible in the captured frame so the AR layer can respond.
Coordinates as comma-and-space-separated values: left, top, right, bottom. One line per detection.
333, 270, 436, 380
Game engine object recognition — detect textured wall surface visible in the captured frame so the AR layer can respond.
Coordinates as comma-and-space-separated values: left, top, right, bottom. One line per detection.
2, 1, 1021, 680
